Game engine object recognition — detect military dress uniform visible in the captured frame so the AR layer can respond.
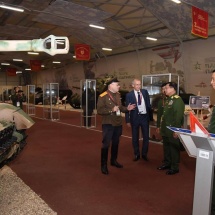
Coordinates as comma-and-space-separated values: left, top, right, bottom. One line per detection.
160, 93, 185, 174
97, 89, 128, 174
208, 106, 215, 214
157, 95, 167, 162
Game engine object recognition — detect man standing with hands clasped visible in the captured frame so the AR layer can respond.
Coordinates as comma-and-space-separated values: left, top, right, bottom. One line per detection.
97, 77, 136, 175
125, 78, 152, 162
157, 82, 184, 175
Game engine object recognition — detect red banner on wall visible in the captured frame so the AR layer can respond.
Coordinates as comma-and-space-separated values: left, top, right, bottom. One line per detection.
191, 6, 208, 38
30, 60, 42, 71
7, 68, 17, 76
75, 44, 90, 61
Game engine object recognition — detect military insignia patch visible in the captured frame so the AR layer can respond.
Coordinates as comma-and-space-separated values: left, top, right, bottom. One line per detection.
169, 100, 173, 105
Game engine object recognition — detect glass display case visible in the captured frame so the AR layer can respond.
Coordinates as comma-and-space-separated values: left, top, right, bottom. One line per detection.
26, 85, 35, 116
80, 79, 96, 128
43, 83, 59, 120
142, 73, 179, 96
142, 73, 179, 109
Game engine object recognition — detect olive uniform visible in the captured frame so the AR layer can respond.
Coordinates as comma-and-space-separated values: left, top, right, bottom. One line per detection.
97, 89, 128, 174
208, 106, 215, 215
157, 96, 166, 129
157, 96, 167, 162
160, 94, 185, 172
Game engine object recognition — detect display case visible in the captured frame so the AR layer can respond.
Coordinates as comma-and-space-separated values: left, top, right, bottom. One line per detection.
26, 85, 35, 116
43, 83, 59, 120
80, 79, 96, 128
142, 73, 179, 97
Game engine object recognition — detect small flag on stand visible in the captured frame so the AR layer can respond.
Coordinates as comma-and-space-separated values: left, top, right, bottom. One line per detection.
189, 112, 209, 135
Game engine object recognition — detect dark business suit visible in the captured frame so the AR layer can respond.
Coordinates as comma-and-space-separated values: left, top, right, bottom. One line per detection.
125, 89, 152, 158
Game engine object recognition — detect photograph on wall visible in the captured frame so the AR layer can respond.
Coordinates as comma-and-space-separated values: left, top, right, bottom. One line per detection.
189, 96, 210, 109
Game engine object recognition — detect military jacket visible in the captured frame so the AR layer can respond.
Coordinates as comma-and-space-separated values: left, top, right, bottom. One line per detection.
97, 90, 128, 126
160, 94, 185, 137
208, 106, 215, 133
157, 96, 166, 128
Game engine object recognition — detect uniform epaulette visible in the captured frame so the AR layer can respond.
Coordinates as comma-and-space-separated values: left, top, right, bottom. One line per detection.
174, 95, 179, 98
100, 91, 107, 97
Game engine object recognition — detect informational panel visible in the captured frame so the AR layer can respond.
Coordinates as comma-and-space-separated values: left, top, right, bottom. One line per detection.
189, 96, 210, 109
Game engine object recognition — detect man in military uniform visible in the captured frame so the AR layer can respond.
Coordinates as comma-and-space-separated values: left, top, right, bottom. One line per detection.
208, 70, 215, 214
157, 82, 185, 175
97, 77, 136, 175
156, 83, 167, 163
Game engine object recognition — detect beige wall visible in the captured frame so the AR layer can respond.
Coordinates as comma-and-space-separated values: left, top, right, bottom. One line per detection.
1, 36, 215, 103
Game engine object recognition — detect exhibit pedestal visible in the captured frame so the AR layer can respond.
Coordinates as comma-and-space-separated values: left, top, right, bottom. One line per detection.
169, 127, 215, 215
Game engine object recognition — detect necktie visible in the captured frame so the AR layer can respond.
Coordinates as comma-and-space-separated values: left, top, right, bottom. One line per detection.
137, 92, 141, 105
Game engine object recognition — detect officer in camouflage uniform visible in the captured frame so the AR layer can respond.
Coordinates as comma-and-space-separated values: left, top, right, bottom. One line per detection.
157, 82, 185, 175
209, 70, 215, 214
97, 77, 136, 175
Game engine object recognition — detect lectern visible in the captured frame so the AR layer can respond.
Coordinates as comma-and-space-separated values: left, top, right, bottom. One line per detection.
168, 126, 215, 215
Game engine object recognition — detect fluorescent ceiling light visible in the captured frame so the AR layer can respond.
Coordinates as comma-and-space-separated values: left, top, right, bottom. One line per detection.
28, 52, 39, 55
16, 71, 22, 74
170, 0, 181, 3
0, 5, 24, 12
146, 36, 157, 41
102, 48, 112, 51
89, 24, 105, 30
1, 63, 10, 65
25, 68, 31, 70
13, 59, 23, 61
41, 65, 45, 67
52, 61, 61, 64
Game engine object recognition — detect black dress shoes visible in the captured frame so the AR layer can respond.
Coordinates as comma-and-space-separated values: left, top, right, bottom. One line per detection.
142, 155, 148, 161
133, 155, 140, 161
111, 160, 123, 168
157, 165, 170, 170
166, 169, 179, 175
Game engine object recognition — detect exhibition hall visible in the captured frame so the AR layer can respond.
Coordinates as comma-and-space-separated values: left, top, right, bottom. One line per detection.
0, 0, 215, 215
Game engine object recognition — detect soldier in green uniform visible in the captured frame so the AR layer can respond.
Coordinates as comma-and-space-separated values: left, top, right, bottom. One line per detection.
157, 82, 185, 175
97, 77, 135, 175
208, 70, 215, 214
156, 83, 167, 163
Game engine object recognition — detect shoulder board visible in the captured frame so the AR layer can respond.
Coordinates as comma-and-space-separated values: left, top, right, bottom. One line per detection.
173, 95, 180, 98
100, 91, 107, 97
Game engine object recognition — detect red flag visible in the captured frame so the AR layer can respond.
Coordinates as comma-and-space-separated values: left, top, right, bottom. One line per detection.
30, 60, 41, 71
6, 68, 16, 76
75, 44, 90, 61
191, 6, 208, 38
190, 112, 209, 135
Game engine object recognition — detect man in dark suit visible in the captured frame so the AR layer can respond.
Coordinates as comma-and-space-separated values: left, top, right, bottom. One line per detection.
125, 78, 152, 161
